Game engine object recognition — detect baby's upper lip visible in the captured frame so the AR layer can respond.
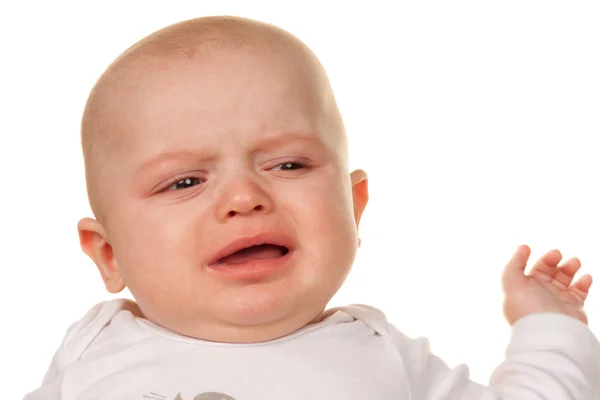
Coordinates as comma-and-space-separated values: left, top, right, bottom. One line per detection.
209, 232, 295, 265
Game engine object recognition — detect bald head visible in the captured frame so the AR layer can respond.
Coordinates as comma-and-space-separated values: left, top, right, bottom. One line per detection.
81, 16, 346, 221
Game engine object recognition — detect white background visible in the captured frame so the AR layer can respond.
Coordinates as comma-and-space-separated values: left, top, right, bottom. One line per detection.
2, 1, 599, 397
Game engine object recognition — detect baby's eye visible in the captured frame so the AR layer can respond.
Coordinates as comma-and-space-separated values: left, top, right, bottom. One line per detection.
168, 177, 203, 191
272, 162, 304, 171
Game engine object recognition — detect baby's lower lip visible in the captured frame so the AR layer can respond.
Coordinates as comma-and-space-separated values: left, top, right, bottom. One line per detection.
207, 250, 293, 280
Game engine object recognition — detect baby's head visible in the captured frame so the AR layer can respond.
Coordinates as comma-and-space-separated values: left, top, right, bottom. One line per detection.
78, 16, 368, 343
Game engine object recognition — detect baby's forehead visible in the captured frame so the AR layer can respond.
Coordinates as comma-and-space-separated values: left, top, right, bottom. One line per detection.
100, 56, 329, 142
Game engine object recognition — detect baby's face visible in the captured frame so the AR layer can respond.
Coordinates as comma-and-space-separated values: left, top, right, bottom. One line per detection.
84, 45, 368, 342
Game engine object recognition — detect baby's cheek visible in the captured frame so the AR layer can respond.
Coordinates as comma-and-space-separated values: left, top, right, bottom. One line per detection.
307, 193, 357, 253
111, 211, 190, 279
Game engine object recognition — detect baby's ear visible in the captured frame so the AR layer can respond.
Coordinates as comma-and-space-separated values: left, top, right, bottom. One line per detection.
350, 169, 369, 227
77, 217, 125, 294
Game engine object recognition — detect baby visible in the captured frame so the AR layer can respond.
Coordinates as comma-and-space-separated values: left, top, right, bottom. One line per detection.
25, 16, 599, 400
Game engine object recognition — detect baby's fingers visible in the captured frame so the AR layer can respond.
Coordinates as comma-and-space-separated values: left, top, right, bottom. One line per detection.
529, 249, 563, 282
570, 274, 593, 303
551, 257, 582, 289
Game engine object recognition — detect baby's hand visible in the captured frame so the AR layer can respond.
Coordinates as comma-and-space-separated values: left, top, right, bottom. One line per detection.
502, 245, 593, 325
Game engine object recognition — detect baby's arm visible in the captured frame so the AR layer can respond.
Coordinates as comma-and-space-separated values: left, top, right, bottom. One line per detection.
391, 312, 599, 399
391, 246, 599, 399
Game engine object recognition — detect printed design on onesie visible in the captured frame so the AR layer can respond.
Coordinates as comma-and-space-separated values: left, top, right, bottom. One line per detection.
144, 392, 236, 400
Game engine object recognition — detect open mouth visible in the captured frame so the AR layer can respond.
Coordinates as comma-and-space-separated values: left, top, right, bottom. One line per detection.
216, 244, 290, 265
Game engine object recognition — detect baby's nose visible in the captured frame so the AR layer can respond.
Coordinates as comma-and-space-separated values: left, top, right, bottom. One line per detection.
226, 203, 265, 218
216, 176, 273, 221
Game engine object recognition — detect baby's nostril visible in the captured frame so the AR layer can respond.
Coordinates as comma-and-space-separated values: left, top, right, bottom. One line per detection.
254, 205, 264, 211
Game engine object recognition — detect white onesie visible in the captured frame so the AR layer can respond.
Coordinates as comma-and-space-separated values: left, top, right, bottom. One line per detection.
24, 299, 600, 399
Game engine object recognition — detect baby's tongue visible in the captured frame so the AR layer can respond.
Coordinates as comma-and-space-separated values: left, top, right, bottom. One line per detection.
219, 244, 284, 265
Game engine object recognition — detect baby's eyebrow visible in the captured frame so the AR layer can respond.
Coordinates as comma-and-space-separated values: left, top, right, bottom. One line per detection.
253, 131, 324, 151
135, 149, 215, 178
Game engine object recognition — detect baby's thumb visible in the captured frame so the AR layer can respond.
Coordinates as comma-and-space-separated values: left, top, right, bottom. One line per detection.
501, 245, 531, 293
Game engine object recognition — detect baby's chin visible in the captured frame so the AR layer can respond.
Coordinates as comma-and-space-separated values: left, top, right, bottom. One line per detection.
133, 284, 333, 343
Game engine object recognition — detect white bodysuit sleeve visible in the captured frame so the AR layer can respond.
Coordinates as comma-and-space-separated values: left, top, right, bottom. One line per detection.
391, 313, 600, 399
23, 299, 133, 399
